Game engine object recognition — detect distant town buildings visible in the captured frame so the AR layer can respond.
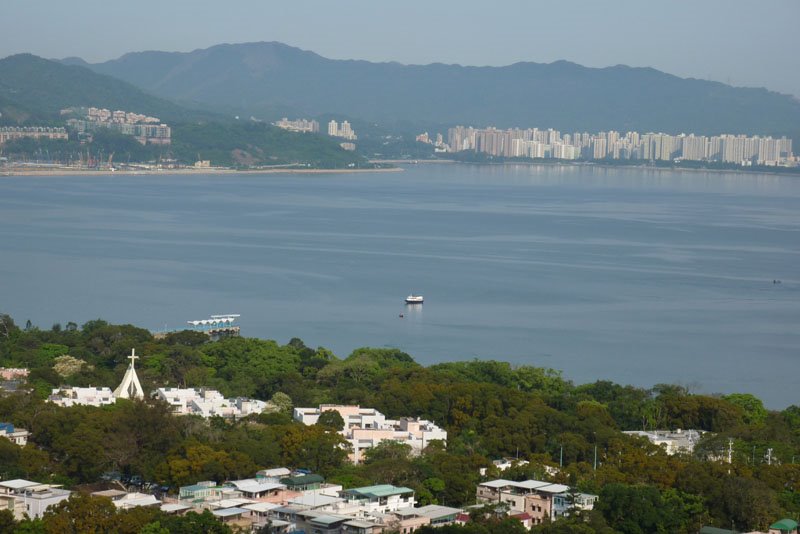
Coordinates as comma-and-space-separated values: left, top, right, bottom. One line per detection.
64, 106, 171, 145
274, 118, 320, 133
327, 120, 357, 141
0, 127, 68, 145
293, 404, 447, 464
445, 125, 795, 167
416, 131, 449, 152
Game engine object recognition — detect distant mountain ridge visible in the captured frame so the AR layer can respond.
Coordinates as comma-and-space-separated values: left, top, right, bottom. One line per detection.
60, 41, 800, 140
0, 54, 361, 168
0, 54, 211, 124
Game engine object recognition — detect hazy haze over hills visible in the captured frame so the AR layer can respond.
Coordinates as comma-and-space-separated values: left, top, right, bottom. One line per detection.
0, 54, 210, 124
61, 42, 800, 140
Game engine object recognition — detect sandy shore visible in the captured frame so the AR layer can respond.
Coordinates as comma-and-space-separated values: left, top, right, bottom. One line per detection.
0, 166, 404, 177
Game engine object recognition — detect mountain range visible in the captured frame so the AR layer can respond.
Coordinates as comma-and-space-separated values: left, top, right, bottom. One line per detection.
0, 54, 209, 125
61, 41, 800, 140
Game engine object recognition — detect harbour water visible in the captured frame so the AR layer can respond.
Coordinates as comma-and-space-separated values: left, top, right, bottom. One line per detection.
1, 164, 798, 407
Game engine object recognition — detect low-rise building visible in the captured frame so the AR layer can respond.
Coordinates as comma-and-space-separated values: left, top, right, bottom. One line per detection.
0, 480, 71, 519
0, 368, 28, 381
224, 479, 286, 500
622, 429, 704, 455
476, 479, 593, 525
0, 127, 68, 145
48, 386, 115, 407
293, 405, 447, 463
0, 423, 29, 446
340, 485, 415, 515
92, 490, 160, 510
256, 467, 292, 482
154, 387, 268, 418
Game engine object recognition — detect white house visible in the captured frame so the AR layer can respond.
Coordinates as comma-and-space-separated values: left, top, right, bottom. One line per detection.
0, 423, 29, 446
48, 386, 115, 407
154, 388, 268, 418
0, 480, 71, 519
293, 405, 447, 464
622, 429, 704, 455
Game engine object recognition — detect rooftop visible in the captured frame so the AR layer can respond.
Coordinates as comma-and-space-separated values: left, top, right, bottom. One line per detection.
161, 503, 192, 513
771, 519, 799, 530
212, 507, 249, 518
0, 479, 41, 490
289, 494, 344, 508
345, 484, 414, 499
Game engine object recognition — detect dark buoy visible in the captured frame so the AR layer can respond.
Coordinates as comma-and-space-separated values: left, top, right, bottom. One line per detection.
399, 314, 404, 318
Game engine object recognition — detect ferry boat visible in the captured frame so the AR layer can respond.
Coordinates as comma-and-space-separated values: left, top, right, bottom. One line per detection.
405, 294, 424, 304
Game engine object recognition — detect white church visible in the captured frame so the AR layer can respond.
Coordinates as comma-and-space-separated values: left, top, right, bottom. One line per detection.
49, 348, 145, 407
49, 348, 269, 418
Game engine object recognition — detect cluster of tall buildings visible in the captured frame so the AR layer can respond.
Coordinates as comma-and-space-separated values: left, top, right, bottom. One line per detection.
65, 106, 171, 145
446, 126, 795, 166
327, 120, 357, 140
273, 117, 320, 133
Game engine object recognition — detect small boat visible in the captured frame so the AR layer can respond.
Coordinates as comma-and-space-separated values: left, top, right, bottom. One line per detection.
405, 294, 424, 304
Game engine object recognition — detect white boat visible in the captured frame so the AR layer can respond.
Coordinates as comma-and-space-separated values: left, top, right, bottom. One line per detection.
405, 294, 424, 304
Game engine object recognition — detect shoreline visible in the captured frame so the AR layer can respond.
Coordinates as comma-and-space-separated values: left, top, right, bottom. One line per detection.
446, 159, 800, 178
1, 159, 797, 179
0, 166, 404, 177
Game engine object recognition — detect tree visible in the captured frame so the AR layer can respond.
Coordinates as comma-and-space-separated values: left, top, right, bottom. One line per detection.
280, 425, 350, 475
269, 392, 293, 415
316, 409, 345, 431
723, 393, 768, 426
41, 494, 117, 534
0, 509, 16, 533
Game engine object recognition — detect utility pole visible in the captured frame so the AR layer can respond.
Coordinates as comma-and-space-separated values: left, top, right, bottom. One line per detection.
593, 445, 597, 471
560, 445, 563, 468
767, 448, 773, 466
727, 438, 734, 474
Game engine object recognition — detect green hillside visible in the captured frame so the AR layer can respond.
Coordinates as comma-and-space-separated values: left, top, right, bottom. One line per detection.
0, 54, 207, 124
0, 54, 365, 168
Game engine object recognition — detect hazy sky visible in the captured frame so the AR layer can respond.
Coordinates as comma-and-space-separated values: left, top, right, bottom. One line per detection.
3, 0, 799, 97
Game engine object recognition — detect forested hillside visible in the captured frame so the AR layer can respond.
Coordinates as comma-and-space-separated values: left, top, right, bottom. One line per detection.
0, 314, 797, 532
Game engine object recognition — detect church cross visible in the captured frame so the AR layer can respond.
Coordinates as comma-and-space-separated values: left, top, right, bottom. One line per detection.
128, 348, 139, 366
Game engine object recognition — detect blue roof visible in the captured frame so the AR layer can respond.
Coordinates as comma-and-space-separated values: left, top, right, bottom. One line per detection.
0, 423, 15, 432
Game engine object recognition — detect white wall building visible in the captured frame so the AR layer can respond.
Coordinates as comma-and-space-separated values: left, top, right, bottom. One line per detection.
154, 387, 268, 418
622, 429, 704, 455
293, 405, 447, 464
49, 386, 115, 407
49, 349, 145, 407
0, 480, 71, 520
0, 423, 29, 446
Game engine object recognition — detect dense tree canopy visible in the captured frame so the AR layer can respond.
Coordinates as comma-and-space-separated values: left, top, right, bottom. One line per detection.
0, 314, 797, 532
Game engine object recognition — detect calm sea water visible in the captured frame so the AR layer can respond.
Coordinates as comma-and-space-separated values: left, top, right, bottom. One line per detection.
1, 164, 798, 407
